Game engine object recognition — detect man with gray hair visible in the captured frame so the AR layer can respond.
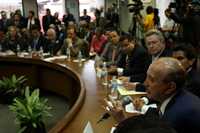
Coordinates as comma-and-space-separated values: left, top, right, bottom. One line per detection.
143, 57, 200, 133
145, 29, 172, 62
46, 28, 62, 55
108, 57, 200, 133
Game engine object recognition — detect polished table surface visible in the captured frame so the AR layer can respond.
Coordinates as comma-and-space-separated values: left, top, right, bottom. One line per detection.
48, 58, 116, 133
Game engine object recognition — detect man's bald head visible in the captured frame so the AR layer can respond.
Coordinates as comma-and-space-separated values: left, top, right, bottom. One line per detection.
150, 57, 186, 89
145, 57, 186, 102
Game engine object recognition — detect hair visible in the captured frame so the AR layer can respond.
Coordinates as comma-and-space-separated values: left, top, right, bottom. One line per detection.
95, 27, 104, 35
146, 6, 154, 14
145, 29, 165, 44
47, 28, 56, 39
173, 43, 197, 60
157, 58, 186, 89
31, 24, 40, 31
119, 32, 135, 42
114, 115, 176, 133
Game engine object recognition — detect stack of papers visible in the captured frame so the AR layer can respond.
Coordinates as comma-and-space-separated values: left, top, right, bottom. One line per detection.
118, 87, 147, 96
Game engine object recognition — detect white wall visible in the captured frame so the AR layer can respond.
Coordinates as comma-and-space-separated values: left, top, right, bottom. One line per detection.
156, 0, 172, 27
23, 0, 38, 17
65, 0, 79, 23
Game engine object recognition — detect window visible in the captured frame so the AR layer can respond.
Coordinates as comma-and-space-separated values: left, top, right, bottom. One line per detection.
0, 0, 22, 19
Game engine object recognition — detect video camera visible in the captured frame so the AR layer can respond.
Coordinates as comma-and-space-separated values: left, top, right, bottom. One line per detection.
168, 0, 200, 15
127, 0, 143, 14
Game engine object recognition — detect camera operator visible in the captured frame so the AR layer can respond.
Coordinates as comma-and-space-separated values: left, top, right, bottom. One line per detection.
136, 6, 155, 32
168, 0, 200, 52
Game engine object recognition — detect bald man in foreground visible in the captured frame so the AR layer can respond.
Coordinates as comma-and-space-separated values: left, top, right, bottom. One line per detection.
111, 58, 200, 133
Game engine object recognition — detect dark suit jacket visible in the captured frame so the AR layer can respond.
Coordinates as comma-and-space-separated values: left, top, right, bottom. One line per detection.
162, 89, 200, 133
31, 35, 48, 51
25, 18, 41, 30
151, 48, 172, 62
42, 15, 55, 32
117, 45, 151, 83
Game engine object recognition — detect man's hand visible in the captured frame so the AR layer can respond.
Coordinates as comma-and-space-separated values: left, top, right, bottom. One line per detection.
104, 99, 125, 122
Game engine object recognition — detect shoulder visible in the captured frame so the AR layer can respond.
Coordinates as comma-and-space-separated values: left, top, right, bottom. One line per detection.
169, 90, 200, 114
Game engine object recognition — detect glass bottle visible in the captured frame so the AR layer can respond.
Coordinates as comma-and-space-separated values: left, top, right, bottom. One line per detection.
102, 62, 108, 86
110, 76, 118, 100
78, 51, 82, 66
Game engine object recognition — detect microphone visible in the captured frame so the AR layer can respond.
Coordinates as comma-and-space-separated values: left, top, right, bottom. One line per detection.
97, 113, 111, 124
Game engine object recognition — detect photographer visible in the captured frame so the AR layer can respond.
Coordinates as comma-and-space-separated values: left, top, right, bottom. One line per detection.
136, 6, 155, 32
168, 0, 200, 52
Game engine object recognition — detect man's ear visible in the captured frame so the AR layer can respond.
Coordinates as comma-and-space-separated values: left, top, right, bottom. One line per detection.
165, 82, 176, 95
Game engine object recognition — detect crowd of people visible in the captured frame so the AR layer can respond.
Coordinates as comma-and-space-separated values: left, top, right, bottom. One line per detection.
0, 1, 200, 133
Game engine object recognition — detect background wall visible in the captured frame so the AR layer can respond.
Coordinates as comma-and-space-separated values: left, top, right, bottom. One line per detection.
23, 0, 38, 17
65, 0, 79, 23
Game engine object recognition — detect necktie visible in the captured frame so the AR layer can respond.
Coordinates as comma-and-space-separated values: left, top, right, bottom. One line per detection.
112, 48, 116, 63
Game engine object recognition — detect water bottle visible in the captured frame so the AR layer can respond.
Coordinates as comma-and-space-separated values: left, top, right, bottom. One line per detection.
66, 47, 71, 61
110, 76, 118, 100
17, 44, 20, 56
28, 45, 32, 57
78, 51, 82, 66
102, 62, 108, 86
39, 47, 44, 59
0, 45, 2, 52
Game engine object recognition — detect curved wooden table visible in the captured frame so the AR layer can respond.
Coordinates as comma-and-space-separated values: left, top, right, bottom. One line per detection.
0, 56, 85, 133
0, 56, 116, 133
46, 57, 116, 133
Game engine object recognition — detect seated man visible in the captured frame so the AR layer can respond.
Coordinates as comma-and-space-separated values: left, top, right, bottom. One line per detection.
114, 115, 176, 133
145, 29, 172, 62
59, 26, 89, 58
109, 34, 151, 83
30, 24, 48, 51
45, 28, 62, 55
172, 43, 200, 97
100, 30, 122, 66
108, 57, 200, 133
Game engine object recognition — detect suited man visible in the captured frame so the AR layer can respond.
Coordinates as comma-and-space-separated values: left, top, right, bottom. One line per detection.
26, 10, 40, 31
101, 30, 122, 66
30, 24, 48, 51
172, 44, 200, 97
0, 11, 9, 33
109, 34, 151, 83
80, 9, 91, 23
144, 57, 200, 133
46, 28, 62, 55
109, 58, 200, 133
145, 29, 172, 62
42, 9, 55, 33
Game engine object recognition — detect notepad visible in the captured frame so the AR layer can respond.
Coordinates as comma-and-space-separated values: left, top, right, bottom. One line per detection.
118, 87, 147, 96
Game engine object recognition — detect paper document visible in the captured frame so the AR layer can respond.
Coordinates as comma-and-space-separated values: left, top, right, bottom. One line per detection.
83, 121, 94, 133
118, 88, 147, 96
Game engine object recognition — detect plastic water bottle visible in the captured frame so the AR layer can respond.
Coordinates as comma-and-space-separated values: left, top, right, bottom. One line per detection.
78, 51, 82, 66
110, 76, 118, 100
28, 45, 32, 57
102, 62, 108, 86
66, 47, 71, 61
17, 44, 20, 56
39, 47, 44, 59
0, 45, 2, 52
